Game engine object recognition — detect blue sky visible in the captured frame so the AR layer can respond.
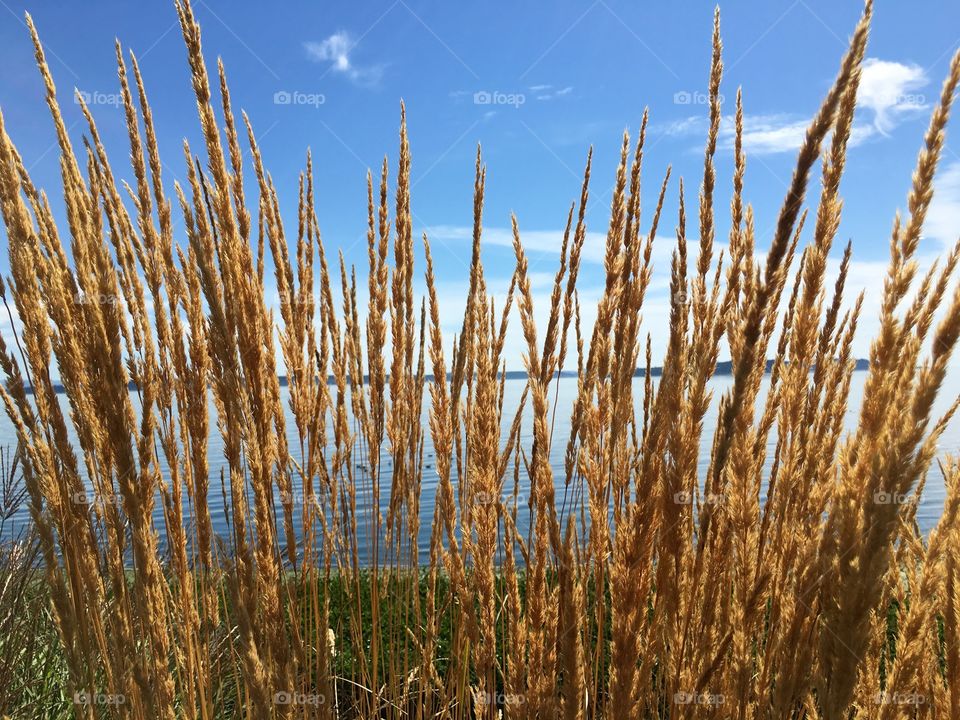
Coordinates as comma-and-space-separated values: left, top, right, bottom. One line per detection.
1, 0, 959, 369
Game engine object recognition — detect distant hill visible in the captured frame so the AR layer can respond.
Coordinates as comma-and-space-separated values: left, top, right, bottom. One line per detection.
703, 357, 870, 377
26, 359, 869, 394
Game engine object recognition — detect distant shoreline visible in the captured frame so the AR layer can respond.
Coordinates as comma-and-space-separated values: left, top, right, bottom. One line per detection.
26, 359, 870, 395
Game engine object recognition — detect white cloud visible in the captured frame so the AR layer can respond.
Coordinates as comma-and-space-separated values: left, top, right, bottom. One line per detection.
733, 114, 810, 155
306, 32, 351, 71
304, 32, 384, 86
857, 58, 928, 135
657, 58, 930, 155
403, 192, 955, 366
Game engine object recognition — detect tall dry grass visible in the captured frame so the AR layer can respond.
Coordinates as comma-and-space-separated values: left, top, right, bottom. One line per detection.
0, 0, 960, 717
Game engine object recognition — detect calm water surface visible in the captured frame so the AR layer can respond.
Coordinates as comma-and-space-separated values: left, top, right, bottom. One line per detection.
2, 371, 958, 561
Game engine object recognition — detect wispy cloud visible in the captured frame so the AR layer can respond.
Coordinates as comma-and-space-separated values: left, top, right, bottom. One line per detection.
426, 224, 608, 264
529, 84, 574, 101
657, 112, 812, 154
424, 224, 680, 267
658, 58, 929, 155
304, 32, 384, 87
659, 116, 704, 138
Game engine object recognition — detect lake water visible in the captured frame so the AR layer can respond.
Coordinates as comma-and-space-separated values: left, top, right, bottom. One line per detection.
2, 370, 958, 562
